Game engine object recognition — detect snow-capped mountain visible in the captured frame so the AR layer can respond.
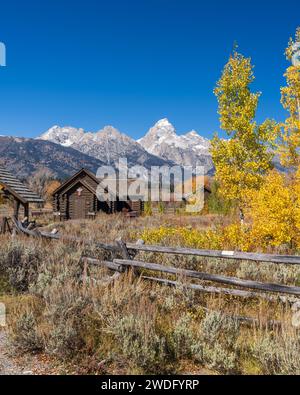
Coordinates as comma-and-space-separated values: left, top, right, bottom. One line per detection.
39, 119, 214, 174
138, 119, 214, 173
41, 126, 85, 147
39, 125, 172, 169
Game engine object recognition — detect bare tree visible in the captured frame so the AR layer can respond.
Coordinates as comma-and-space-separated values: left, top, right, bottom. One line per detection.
28, 168, 55, 200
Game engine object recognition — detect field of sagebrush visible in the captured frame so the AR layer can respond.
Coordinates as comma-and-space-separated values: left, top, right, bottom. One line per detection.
1, 213, 300, 375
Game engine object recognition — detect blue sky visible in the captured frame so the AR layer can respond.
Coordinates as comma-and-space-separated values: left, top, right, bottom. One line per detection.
0, 0, 299, 139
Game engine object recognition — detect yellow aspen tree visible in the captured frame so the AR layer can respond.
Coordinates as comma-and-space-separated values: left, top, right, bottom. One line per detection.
211, 50, 278, 209
293, 168, 300, 244
279, 28, 300, 168
246, 170, 296, 249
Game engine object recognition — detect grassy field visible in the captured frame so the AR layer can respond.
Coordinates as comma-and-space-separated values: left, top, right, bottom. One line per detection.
1, 213, 300, 375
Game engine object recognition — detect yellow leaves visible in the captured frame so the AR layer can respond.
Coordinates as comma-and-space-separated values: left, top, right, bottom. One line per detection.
285, 28, 300, 61
214, 51, 260, 135
140, 168, 300, 252
292, 167, 300, 241
279, 29, 300, 168
281, 67, 300, 117
211, 135, 273, 204
139, 224, 250, 252
245, 170, 300, 249
212, 50, 276, 206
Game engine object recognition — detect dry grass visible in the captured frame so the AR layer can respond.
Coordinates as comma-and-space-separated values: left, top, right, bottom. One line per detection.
0, 213, 300, 375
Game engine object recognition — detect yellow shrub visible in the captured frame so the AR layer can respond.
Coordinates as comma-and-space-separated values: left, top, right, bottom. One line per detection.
292, 167, 300, 246
138, 169, 300, 253
138, 224, 250, 252
246, 170, 297, 249
221, 223, 251, 251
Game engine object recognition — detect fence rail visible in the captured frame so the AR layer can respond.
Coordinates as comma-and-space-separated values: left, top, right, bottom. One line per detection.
125, 243, 300, 265
5, 217, 300, 305
9, 216, 300, 265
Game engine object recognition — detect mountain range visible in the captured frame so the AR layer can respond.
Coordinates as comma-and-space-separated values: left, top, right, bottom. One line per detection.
0, 118, 285, 180
39, 122, 174, 169
0, 136, 106, 179
138, 119, 213, 171
38, 118, 214, 176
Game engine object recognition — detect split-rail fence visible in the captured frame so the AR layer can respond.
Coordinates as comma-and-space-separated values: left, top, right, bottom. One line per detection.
2, 215, 300, 327
1, 216, 299, 304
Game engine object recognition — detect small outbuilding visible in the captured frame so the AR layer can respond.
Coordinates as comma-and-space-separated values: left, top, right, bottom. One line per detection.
0, 166, 44, 219
52, 168, 144, 220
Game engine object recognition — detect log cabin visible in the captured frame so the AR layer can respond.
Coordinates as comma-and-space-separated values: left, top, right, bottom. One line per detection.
0, 166, 44, 219
52, 168, 145, 220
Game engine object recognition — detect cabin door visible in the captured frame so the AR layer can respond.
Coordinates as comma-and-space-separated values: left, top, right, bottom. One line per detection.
73, 196, 86, 219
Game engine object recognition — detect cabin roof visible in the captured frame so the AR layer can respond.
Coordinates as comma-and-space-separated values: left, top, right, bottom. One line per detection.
60, 178, 98, 196
52, 168, 99, 196
52, 168, 138, 197
0, 166, 44, 204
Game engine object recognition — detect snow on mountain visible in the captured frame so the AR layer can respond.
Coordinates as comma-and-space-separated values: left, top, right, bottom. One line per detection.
138, 118, 214, 173
40, 125, 85, 147
39, 125, 172, 170
39, 119, 214, 174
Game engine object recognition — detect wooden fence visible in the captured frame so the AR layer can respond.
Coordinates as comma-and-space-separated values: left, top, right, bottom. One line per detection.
4, 216, 300, 306
0, 216, 12, 234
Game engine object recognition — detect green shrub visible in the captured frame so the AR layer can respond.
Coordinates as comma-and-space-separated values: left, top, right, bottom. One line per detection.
195, 312, 240, 374
143, 201, 153, 216
252, 332, 300, 375
113, 313, 167, 374
207, 180, 233, 215
9, 310, 44, 354
0, 240, 42, 291
169, 314, 197, 359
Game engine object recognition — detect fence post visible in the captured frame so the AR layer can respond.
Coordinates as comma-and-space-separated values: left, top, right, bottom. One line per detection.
0, 217, 5, 234
115, 237, 137, 276
6, 218, 12, 234
115, 238, 131, 259
83, 257, 88, 291
0, 217, 13, 235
